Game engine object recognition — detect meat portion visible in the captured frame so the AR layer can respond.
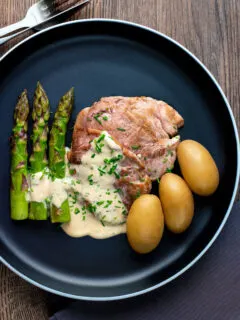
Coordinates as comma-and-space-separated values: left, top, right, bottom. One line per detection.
69, 96, 184, 180
116, 152, 152, 209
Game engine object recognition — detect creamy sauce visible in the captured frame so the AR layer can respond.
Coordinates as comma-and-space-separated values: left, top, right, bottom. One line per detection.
30, 170, 68, 208
28, 132, 127, 239
62, 203, 126, 239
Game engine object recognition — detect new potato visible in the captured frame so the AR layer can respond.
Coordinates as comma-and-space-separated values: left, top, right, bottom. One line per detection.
159, 173, 194, 233
127, 194, 164, 254
177, 140, 219, 196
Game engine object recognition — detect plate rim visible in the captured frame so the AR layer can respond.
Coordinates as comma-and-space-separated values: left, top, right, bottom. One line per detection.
0, 18, 239, 301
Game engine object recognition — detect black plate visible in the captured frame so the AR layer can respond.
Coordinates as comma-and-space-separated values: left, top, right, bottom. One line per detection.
0, 19, 239, 300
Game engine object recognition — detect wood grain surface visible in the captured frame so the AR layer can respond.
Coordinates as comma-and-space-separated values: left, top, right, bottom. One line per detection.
0, 1, 239, 319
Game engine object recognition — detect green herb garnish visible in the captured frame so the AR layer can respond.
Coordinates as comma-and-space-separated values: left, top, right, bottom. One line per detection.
98, 167, 106, 176
131, 145, 140, 150
93, 114, 102, 125
97, 133, 105, 143
104, 200, 113, 208
167, 150, 174, 157
108, 164, 117, 175
135, 190, 141, 199
71, 191, 79, 204
117, 127, 126, 132
122, 209, 128, 216
86, 203, 96, 213
69, 168, 76, 175
88, 174, 94, 185
114, 171, 120, 179
74, 208, 80, 215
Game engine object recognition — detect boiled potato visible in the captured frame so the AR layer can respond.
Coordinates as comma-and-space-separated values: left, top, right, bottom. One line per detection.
159, 173, 194, 233
127, 194, 164, 254
177, 140, 219, 196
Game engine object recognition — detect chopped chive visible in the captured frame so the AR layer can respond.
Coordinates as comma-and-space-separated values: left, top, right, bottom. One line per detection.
104, 154, 123, 164
74, 208, 80, 215
97, 133, 105, 143
95, 143, 102, 153
104, 158, 111, 164
93, 114, 102, 125
86, 203, 96, 213
76, 179, 81, 184
131, 145, 140, 150
108, 164, 117, 175
122, 209, 128, 216
98, 167, 106, 176
102, 116, 108, 121
166, 168, 172, 173
114, 171, 120, 179
91, 153, 96, 158
88, 174, 94, 185
104, 200, 113, 208
97, 201, 104, 206
117, 127, 126, 132
135, 190, 141, 199
69, 168, 76, 175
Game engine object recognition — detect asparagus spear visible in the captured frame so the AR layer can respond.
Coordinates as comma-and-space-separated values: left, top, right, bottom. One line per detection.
49, 88, 74, 223
29, 82, 50, 220
10, 90, 29, 220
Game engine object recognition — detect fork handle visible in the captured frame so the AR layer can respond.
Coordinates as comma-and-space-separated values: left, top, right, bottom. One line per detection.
0, 18, 29, 38
0, 27, 30, 46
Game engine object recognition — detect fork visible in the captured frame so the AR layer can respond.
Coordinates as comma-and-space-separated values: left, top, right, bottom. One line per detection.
0, 0, 89, 45
0, 0, 84, 38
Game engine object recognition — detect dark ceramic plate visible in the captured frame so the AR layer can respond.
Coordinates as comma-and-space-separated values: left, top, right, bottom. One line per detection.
0, 19, 239, 300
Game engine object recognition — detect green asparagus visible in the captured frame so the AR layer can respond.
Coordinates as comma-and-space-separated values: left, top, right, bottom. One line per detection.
29, 82, 50, 220
49, 88, 74, 223
10, 90, 30, 220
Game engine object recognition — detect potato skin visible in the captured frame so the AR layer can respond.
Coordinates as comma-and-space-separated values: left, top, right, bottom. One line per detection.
159, 173, 194, 234
177, 140, 219, 196
127, 194, 164, 254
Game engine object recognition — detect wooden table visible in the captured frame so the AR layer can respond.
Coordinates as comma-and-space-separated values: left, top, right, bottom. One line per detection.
0, 1, 239, 319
